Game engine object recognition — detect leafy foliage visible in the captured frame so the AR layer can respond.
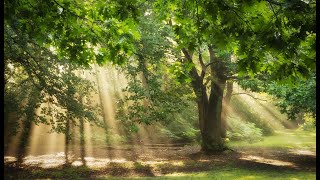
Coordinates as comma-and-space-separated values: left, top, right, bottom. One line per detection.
4, 0, 316, 146
227, 117, 263, 143
302, 113, 316, 131
4, 22, 101, 135
237, 75, 316, 122
4, 0, 142, 66
116, 15, 193, 132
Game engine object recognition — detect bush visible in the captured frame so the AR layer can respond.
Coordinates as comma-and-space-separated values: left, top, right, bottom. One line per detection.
302, 113, 316, 131
230, 97, 274, 135
227, 116, 263, 143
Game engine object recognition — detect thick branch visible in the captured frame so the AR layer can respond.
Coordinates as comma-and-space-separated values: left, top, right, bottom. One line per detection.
182, 48, 200, 79
199, 53, 206, 79
181, 48, 208, 101
200, 61, 215, 79
205, 61, 214, 68
204, 77, 211, 87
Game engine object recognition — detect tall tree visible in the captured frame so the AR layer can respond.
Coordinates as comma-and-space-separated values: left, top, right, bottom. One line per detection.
149, 0, 315, 152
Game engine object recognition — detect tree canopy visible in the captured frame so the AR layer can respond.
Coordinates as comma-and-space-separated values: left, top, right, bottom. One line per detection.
4, 0, 316, 153
5, 0, 315, 78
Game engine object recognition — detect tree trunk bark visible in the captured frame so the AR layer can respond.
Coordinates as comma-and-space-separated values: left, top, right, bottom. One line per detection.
200, 46, 227, 153
201, 81, 226, 152
182, 47, 227, 153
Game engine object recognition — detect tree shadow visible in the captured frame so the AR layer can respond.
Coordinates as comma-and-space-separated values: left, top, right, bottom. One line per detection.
4, 148, 315, 179
4, 161, 155, 179
4, 163, 94, 180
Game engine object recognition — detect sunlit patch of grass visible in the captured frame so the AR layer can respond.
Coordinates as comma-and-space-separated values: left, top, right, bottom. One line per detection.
227, 129, 316, 150
100, 166, 315, 180
159, 168, 316, 180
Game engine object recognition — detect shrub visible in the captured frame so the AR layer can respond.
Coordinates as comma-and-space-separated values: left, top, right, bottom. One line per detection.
302, 113, 316, 131
230, 97, 274, 135
227, 116, 263, 143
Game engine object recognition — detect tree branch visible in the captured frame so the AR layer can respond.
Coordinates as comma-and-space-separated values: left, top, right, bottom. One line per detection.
181, 48, 203, 90
268, 1, 281, 27
196, 0, 206, 79
204, 77, 211, 87
226, 75, 251, 80
231, 93, 267, 101
264, 0, 285, 6
205, 61, 214, 68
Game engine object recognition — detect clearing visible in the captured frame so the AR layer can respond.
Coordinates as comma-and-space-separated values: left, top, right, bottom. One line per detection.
4, 129, 316, 179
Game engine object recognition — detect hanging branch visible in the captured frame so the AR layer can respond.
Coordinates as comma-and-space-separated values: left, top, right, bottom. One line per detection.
231, 93, 267, 101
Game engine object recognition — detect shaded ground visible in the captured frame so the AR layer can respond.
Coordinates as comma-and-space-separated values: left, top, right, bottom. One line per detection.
4, 142, 316, 179
4, 129, 316, 179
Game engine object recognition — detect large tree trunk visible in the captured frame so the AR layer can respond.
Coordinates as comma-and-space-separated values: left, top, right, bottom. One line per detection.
200, 83, 226, 152
182, 47, 227, 153
202, 46, 227, 152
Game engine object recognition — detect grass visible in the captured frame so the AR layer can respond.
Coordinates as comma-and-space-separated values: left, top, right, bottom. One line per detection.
150, 169, 314, 180
6, 163, 316, 180
227, 129, 316, 150
99, 165, 316, 180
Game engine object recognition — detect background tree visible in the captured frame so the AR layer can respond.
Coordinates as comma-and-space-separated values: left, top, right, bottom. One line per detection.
4, 22, 102, 161
116, 14, 192, 133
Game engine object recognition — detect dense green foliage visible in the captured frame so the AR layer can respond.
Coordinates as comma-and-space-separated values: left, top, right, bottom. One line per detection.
5, 0, 315, 78
116, 15, 194, 133
4, 0, 142, 66
237, 76, 316, 122
4, 25, 102, 136
4, 0, 316, 153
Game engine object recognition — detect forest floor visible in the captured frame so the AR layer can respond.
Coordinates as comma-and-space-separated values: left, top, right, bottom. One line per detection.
4, 129, 316, 179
